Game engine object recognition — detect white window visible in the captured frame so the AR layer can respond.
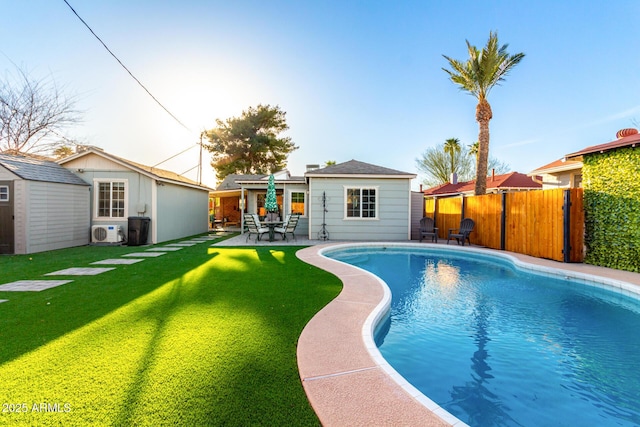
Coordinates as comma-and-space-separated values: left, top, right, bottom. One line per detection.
290, 191, 306, 216
0, 186, 8, 202
345, 187, 378, 219
95, 180, 127, 218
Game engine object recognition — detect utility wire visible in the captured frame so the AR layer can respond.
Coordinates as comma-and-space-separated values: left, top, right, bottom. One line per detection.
62, 0, 191, 131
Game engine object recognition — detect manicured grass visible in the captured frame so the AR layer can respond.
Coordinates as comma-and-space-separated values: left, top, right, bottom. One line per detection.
0, 237, 342, 426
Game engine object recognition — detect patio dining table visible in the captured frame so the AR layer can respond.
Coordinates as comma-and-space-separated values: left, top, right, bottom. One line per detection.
261, 220, 284, 242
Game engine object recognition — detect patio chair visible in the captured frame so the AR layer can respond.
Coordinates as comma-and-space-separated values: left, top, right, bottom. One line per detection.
275, 214, 300, 241
244, 214, 269, 242
447, 218, 475, 246
419, 217, 438, 243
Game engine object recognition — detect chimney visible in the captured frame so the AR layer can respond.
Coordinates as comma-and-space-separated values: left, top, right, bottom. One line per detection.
491, 169, 495, 182
616, 128, 638, 139
450, 172, 458, 185
306, 164, 320, 172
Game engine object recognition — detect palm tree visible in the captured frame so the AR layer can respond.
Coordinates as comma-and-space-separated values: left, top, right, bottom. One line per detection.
443, 138, 461, 175
443, 31, 524, 195
468, 141, 479, 161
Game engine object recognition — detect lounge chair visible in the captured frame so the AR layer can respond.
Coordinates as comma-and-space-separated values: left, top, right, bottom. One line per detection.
419, 217, 438, 243
244, 214, 269, 242
447, 218, 475, 246
274, 214, 300, 241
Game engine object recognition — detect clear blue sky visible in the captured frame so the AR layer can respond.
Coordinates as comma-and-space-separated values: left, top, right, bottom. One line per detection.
3, 1, 640, 188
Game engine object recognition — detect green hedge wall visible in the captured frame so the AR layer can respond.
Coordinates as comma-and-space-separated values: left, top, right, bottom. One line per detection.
583, 147, 640, 272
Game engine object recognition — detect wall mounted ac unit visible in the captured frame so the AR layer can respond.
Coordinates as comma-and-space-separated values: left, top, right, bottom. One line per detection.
91, 225, 122, 243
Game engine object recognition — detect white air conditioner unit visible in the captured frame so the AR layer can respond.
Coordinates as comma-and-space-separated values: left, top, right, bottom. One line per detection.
91, 225, 123, 243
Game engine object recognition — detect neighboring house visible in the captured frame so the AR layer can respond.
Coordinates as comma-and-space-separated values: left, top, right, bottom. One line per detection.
527, 158, 583, 189
58, 147, 211, 245
423, 171, 541, 198
0, 154, 90, 255
210, 160, 417, 241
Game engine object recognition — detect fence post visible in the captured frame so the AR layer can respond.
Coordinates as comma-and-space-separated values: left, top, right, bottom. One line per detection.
460, 195, 465, 218
562, 189, 571, 263
501, 192, 507, 250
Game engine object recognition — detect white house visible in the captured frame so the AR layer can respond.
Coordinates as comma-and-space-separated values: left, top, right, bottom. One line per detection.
210, 160, 417, 241
0, 154, 90, 254
58, 147, 211, 245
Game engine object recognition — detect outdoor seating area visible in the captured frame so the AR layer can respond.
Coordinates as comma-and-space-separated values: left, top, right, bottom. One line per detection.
243, 213, 301, 243
447, 218, 475, 246
419, 217, 438, 243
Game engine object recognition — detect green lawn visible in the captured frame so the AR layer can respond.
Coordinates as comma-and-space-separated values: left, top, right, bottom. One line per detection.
0, 236, 341, 426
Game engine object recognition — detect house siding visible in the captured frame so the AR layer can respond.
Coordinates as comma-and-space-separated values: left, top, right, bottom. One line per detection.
308, 177, 412, 240
61, 152, 210, 244
156, 182, 209, 242
17, 181, 90, 254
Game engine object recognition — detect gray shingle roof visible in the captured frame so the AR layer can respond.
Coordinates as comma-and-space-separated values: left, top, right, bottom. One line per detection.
305, 159, 414, 176
0, 154, 89, 186
216, 174, 267, 190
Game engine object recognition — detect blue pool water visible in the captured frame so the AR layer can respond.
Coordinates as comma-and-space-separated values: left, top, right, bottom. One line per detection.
326, 246, 640, 427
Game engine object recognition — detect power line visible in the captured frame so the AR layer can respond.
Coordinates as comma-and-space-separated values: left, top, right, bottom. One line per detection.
62, 0, 191, 132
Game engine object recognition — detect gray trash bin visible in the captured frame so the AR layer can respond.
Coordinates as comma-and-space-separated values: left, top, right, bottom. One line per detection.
128, 216, 150, 246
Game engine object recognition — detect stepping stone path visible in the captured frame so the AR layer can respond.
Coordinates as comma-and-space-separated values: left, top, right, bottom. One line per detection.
0, 280, 74, 292
92, 259, 144, 265
123, 252, 166, 257
0, 235, 217, 302
145, 247, 183, 252
46, 267, 115, 276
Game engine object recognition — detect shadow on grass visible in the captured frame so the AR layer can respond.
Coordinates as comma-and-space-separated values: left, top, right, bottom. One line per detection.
0, 245, 342, 425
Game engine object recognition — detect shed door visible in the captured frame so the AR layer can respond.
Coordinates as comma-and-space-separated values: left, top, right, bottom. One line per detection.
0, 181, 14, 254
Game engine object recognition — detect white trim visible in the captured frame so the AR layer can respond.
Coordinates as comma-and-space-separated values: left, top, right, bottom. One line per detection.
288, 189, 307, 217
343, 185, 379, 220
93, 178, 128, 220
151, 179, 158, 244
0, 185, 9, 202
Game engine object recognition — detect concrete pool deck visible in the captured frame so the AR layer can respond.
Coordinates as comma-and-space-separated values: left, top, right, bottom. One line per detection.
296, 242, 640, 427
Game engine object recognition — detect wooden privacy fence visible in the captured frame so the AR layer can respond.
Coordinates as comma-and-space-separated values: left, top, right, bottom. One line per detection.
425, 188, 584, 262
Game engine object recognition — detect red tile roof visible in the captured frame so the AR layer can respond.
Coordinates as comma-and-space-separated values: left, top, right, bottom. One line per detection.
528, 158, 582, 175
565, 131, 640, 159
423, 172, 541, 196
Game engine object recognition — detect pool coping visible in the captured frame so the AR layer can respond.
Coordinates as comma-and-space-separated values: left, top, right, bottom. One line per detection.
296, 242, 640, 427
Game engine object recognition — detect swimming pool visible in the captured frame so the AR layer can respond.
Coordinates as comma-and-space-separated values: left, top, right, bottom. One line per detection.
325, 245, 640, 427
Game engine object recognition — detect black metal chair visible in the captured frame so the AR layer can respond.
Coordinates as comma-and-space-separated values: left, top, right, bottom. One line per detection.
447, 218, 475, 246
419, 217, 438, 243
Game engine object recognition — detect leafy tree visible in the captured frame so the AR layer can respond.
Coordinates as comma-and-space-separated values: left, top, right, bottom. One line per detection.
324, 160, 336, 167
204, 104, 298, 181
53, 145, 74, 159
443, 138, 461, 174
416, 143, 509, 188
416, 143, 475, 187
443, 31, 524, 195
1, 66, 80, 155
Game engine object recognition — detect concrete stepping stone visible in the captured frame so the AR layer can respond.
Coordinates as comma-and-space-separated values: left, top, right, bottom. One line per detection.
145, 247, 183, 252
46, 267, 115, 276
175, 242, 198, 246
123, 252, 166, 257
0, 299, 8, 303
165, 243, 195, 247
91, 259, 144, 265
0, 280, 73, 292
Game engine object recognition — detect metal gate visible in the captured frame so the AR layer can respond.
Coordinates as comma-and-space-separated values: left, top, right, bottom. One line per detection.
0, 181, 14, 254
